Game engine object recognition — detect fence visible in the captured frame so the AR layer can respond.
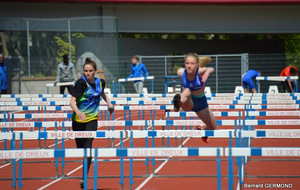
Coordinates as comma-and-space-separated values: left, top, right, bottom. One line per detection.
139, 54, 248, 93
6, 53, 298, 94
0, 16, 119, 94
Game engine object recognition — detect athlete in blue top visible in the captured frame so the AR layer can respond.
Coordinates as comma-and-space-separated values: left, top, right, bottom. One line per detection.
0, 53, 7, 94
173, 53, 218, 143
128, 56, 149, 94
241, 70, 261, 93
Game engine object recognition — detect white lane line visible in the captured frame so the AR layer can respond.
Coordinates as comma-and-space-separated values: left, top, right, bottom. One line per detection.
37, 162, 83, 190
0, 162, 13, 169
37, 115, 126, 189
235, 138, 250, 190
135, 136, 191, 190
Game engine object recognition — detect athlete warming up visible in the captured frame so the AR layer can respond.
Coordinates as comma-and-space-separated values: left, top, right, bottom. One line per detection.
173, 53, 219, 143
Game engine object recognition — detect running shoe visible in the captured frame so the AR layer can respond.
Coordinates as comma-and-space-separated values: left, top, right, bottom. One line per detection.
197, 126, 209, 143
173, 93, 182, 112
79, 179, 84, 188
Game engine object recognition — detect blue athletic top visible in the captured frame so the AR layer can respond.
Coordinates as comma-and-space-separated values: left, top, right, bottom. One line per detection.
0, 63, 7, 90
72, 76, 103, 123
181, 68, 204, 91
242, 70, 260, 81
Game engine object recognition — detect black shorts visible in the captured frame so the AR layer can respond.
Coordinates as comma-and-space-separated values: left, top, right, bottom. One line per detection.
72, 119, 98, 132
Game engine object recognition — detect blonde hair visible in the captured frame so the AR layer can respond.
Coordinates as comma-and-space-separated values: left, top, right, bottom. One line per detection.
198, 56, 211, 67
185, 53, 211, 67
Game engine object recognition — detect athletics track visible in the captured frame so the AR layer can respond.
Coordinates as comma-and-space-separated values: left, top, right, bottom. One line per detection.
0, 93, 300, 190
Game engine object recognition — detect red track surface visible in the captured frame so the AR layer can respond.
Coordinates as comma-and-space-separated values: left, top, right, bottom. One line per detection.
1, 108, 300, 189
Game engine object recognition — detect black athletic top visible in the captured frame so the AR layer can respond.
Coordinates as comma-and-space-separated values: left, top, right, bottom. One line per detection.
70, 78, 105, 99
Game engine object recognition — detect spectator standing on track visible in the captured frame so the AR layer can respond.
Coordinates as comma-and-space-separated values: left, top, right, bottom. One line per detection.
241, 70, 261, 93
0, 53, 7, 94
280, 66, 297, 93
70, 58, 114, 188
55, 54, 77, 94
127, 55, 149, 94
173, 53, 218, 143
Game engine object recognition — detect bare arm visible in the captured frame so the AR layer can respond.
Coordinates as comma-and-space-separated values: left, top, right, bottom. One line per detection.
177, 68, 184, 78
70, 96, 86, 121
198, 67, 214, 84
287, 79, 294, 92
241, 73, 246, 86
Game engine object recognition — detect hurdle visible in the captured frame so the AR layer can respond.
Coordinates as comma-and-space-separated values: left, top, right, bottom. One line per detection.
2, 92, 300, 99
2, 98, 299, 106
2, 119, 300, 130
1, 94, 54, 98
164, 75, 181, 94
1, 93, 300, 189
2, 92, 300, 103
2, 101, 300, 189
2, 94, 300, 103
2, 129, 300, 141
1, 146, 300, 190
2, 103, 300, 114
46, 82, 76, 94
1, 118, 300, 152
117, 76, 154, 94
166, 110, 300, 118
256, 76, 299, 93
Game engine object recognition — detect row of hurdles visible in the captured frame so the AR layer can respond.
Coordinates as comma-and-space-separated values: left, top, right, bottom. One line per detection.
1, 129, 300, 190
1, 92, 300, 190
1, 95, 300, 105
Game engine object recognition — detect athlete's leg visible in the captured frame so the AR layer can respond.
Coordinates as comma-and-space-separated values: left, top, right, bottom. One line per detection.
173, 88, 193, 112
181, 88, 193, 111
59, 86, 65, 94
196, 107, 218, 130
243, 80, 250, 93
83, 120, 97, 175
247, 79, 257, 93
250, 88, 257, 93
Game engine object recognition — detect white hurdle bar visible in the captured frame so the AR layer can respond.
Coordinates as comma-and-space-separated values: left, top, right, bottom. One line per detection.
118, 76, 154, 94
46, 82, 76, 94
1, 104, 300, 113
166, 111, 300, 117
2, 92, 300, 98
1, 119, 300, 128
256, 76, 299, 93
1, 147, 300, 159
1, 99, 300, 106
0, 131, 126, 140
2, 129, 300, 140
2, 95, 300, 102
3, 110, 300, 121
1, 146, 299, 190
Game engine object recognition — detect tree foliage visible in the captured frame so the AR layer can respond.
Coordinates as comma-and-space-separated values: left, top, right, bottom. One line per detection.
54, 33, 85, 63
